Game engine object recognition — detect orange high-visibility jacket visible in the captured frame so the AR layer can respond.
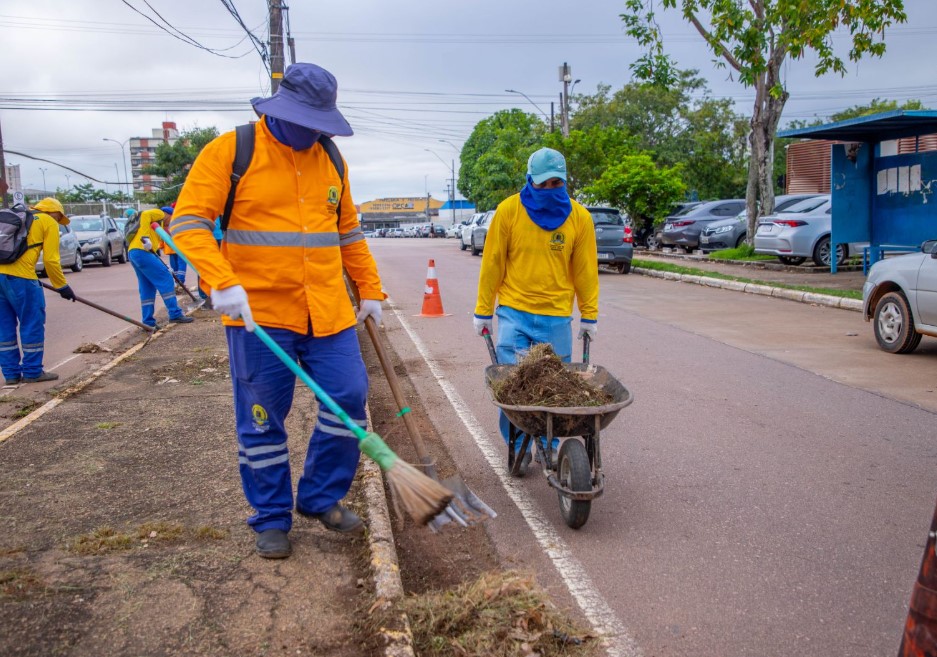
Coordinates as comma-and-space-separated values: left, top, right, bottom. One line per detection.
171, 119, 385, 336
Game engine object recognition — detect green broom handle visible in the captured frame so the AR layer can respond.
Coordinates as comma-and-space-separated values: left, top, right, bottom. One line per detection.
152, 223, 368, 442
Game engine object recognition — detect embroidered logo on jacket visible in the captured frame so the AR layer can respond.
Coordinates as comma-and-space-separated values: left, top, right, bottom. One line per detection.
550, 231, 566, 252
327, 186, 340, 205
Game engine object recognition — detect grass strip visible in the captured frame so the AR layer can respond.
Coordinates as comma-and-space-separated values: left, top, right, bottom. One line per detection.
633, 258, 862, 300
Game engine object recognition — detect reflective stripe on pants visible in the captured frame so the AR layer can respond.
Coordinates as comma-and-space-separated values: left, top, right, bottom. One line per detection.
128, 249, 183, 327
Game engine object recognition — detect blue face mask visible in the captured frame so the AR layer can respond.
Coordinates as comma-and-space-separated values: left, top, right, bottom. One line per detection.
519, 175, 572, 230
266, 116, 321, 151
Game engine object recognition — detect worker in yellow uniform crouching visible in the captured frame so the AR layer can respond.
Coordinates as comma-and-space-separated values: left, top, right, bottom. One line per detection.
0, 197, 76, 385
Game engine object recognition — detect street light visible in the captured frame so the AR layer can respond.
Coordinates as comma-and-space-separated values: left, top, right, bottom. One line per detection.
426, 148, 456, 226
65, 173, 71, 189
505, 89, 549, 121
39, 167, 47, 193
103, 138, 132, 199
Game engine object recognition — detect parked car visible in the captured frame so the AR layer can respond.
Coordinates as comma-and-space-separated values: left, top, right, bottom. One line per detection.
432, 224, 446, 237
636, 202, 702, 249
70, 215, 127, 267
588, 206, 633, 274
660, 199, 747, 252
388, 228, 404, 238
753, 195, 865, 268
445, 223, 463, 238
36, 222, 83, 275
460, 213, 484, 251
470, 210, 495, 256
862, 239, 937, 354
699, 194, 823, 253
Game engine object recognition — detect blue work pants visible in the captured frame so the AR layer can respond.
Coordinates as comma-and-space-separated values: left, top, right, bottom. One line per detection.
168, 254, 187, 282
495, 305, 572, 452
0, 274, 46, 380
128, 249, 183, 327
226, 325, 368, 533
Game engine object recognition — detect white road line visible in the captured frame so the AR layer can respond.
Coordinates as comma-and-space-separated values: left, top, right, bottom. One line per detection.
388, 297, 642, 657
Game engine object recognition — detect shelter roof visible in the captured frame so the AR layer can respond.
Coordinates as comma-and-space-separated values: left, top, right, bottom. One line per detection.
778, 110, 937, 142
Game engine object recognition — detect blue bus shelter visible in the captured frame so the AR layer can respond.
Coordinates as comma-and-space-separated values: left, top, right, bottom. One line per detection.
779, 110, 937, 272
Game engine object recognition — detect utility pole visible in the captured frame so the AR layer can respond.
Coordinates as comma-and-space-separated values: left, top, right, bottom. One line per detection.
450, 159, 456, 225
559, 62, 572, 138
0, 115, 8, 207
268, 1, 285, 93
550, 101, 555, 133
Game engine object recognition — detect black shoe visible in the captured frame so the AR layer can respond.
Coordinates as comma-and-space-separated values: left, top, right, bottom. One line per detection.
23, 371, 58, 383
4, 376, 21, 386
299, 504, 364, 534
255, 529, 291, 559
169, 315, 194, 324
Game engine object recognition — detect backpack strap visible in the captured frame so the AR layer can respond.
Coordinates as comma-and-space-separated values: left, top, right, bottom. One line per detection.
319, 135, 345, 222
221, 127, 345, 231
221, 124, 256, 233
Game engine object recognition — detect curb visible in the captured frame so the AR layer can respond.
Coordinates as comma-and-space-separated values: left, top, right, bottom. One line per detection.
362, 412, 416, 657
633, 266, 864, 312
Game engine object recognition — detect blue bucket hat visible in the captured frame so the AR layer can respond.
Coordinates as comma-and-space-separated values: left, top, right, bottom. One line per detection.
527, 148, 567, 184
160, 206, 174, 215
250, 63, 353, 137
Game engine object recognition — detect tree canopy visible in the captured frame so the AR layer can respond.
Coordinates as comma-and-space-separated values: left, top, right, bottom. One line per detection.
583, 154, 686, 230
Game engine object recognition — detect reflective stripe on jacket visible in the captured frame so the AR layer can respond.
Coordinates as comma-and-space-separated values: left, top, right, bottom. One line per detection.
474, 194, 598, 321
0, 212, 68, 289
170, 118, 385, 336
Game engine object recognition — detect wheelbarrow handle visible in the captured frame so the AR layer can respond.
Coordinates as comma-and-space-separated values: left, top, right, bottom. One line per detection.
582, 332, 591, 365
481, 327, 498, 365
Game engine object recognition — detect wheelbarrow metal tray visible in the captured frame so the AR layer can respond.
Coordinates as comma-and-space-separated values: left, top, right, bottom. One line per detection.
484, 363, 634, 437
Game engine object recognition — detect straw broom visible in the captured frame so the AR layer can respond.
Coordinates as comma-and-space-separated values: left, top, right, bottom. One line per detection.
151, 223, 454, 525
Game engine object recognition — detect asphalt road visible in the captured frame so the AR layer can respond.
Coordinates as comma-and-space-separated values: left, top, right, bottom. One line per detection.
2, 259, 198, 395
367, 237, 937, 657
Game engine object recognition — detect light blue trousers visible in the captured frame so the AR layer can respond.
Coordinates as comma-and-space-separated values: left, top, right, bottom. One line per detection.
495, 305, 571, 451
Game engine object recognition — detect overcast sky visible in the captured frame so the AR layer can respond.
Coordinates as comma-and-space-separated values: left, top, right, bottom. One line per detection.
3, 0, 935, 204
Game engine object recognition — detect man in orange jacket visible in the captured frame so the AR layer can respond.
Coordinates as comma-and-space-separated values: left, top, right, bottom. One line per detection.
172, 63, 385, 559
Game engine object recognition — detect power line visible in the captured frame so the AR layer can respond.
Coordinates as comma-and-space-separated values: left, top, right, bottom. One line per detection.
118, 0, 253, 59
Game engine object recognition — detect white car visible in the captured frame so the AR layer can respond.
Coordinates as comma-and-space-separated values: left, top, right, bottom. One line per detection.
445, 223, 462, 238
862, 240, 937, 354
460, 213, 483, 251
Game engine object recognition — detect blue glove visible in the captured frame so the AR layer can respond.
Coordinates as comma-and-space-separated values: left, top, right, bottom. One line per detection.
57, 285, 77, 302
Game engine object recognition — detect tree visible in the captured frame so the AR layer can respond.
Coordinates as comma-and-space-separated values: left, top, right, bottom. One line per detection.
540, 126, 637, 197
459, 110, 545, 211
622, 0, 908, 243
143, 126, 219, 206
572, 71, 747, 200
583, 154, 686, 234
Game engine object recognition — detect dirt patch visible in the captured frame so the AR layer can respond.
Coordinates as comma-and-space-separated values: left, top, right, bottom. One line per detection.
151, 351, 230, 385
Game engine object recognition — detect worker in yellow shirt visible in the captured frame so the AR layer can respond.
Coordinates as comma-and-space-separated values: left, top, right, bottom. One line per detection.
171, 62, 385, 559
0, 198, 76, 385
127, 208, 194, 329
473, 148, 599, 472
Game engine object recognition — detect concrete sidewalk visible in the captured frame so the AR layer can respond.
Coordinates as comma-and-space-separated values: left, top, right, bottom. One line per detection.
0, 311, 402, 657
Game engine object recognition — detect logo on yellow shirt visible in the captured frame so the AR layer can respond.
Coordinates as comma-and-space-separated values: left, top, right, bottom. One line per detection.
327, 186, 340, 205
550, 231, 566, 252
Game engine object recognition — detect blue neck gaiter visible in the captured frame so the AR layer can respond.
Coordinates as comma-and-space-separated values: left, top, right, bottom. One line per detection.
266, 116, 321, 151
519, 175, 572, 230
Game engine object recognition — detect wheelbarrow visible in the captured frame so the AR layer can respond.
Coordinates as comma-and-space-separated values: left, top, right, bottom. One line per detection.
483, 331, 633, 529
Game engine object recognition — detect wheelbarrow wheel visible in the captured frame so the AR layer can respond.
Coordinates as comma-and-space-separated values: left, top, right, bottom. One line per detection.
557, 439, 591, 529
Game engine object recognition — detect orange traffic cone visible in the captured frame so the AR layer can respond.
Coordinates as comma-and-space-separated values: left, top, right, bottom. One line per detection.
417, 259, 451, 318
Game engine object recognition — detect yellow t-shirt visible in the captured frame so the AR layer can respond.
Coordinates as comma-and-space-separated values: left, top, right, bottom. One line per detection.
474, 194, 598, 320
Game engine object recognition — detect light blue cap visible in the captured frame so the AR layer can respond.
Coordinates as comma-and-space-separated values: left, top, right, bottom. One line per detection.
527, 147, 567, 184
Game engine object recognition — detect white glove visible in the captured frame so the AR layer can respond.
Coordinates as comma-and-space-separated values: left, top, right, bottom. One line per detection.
211, 285, 255, 331
141, 237, 154, 252
578, 321, 597, 341
473, 316, 493, 336
356, 299, 382, 326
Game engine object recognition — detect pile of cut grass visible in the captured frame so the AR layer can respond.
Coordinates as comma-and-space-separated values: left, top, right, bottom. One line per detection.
400, 570, 597, 657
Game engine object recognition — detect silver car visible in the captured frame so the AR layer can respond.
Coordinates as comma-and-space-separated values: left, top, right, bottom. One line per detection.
460, 212, 484, 251
862, 239, 937, 353
36, 222, 83, 276
470, 210, 495, 256
588, 206, 633, 274
753, 195, 865, 268
660, 199, 746, 252
70, 215, 127, 267
699, 194, 823, 253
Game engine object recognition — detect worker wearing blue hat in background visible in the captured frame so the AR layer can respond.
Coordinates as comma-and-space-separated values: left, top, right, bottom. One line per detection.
160, 206, 187, 285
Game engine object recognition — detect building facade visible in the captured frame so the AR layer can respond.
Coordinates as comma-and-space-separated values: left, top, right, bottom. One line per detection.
129, 122, 179, 194
357, 196, 445, 230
